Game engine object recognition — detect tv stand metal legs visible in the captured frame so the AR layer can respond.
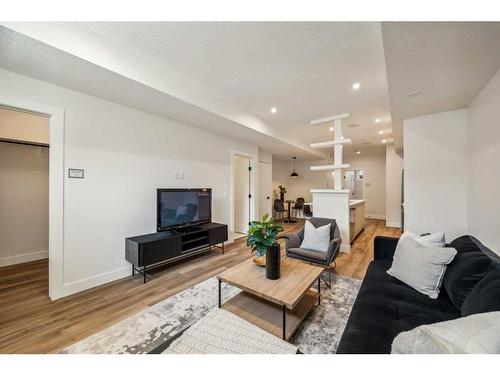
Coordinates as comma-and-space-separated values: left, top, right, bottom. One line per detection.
212, 241, 225, 255
131, 241, 226, 284
131, 265, 149, 284
218, 278, 222, 308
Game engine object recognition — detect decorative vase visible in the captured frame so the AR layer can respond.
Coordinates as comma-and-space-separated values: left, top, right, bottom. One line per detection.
280, 192, 285, 202
266, 243, 281, 280
253, 255, 266, 267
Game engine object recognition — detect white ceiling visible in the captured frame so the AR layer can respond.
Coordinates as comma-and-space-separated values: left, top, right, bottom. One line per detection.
2, 22, 500, 160
382, 22, 500, 152
81, 22, 393, 153
0, 25, 324, 160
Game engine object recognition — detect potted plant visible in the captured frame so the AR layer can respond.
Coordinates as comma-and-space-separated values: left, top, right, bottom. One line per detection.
247, 214, 287, 280
278, 185, 287, 202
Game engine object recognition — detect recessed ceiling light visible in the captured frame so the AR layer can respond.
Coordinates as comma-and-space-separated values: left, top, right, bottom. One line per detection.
329, 127, 334, 131
378, 130, 384, 135
382, 139, 387, 144
355, 150, 361, 155
352, 82, 361, 90
270, 107, 277, 114
375, 118, 381, 123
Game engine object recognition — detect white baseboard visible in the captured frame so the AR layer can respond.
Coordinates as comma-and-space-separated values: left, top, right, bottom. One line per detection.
340, 243, 351, 253
366, 214, 386, 220
0, 250, 48, 267
386, 221, 402, 229
62, 266, 130, 297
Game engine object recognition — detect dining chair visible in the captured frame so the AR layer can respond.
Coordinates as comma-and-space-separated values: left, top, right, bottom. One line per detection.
292, 197, 305, 218
303, 204, 313, 218
273, 199, 286, 221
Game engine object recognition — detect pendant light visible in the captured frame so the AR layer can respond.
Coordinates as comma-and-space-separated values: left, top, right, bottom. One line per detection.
290, 157, 299, 178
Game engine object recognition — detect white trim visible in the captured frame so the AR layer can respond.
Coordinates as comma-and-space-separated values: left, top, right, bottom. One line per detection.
0, 95, 65, 300
229, 150, 257, 234
310, 113, 350, 125
366, 214, 386, 220
310, 189, 350, 194
386, 221, 402, 228
0, 250, 48, 267
340, 243, 351, 253
310, 139, 351, 149
310, 164, 350, 171
62, 266, 130, 296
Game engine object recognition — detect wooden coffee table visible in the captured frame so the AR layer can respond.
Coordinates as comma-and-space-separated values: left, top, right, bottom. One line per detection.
217, 257, 323, 341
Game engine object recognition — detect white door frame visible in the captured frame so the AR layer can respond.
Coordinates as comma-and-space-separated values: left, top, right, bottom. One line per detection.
258, 160, 272, 218
0, 95, 65, 300
230, 150, 257, 234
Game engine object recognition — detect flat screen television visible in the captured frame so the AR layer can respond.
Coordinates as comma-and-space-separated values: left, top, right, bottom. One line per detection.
157, 188, 212, 231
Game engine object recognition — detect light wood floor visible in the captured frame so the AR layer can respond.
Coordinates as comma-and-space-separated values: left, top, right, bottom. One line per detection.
0, 219, 400, 353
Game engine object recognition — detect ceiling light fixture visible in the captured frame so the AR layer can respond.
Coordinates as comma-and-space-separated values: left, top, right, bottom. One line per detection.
352, 82, 361, 90
375, 118, 381, 123
378, 130, 384, 135
329, 126, 334, 131
382, 139, 387, 144
270, 107, 277, 114
356, 150, 361, 155
290, 157, 299, 178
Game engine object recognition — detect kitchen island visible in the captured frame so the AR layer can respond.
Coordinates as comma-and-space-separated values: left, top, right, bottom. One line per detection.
349, 199, 366, 242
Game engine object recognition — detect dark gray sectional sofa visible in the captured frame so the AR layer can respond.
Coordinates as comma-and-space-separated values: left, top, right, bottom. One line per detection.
336, 235, 500, 354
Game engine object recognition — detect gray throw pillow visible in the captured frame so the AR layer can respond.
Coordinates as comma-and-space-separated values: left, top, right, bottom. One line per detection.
387, 236, 457, 299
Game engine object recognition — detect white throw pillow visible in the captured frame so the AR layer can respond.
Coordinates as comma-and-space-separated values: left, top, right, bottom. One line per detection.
300, 220, 331, 252
398, 230, 445, 248
392, 312, 500, 354
387, 236, 457, 299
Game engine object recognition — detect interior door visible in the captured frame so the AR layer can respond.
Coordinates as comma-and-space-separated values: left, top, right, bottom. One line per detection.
234, 156, 250, 234
258, 161, 272, 218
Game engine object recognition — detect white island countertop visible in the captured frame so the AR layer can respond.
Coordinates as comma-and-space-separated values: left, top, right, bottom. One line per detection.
349, 199, 365, 207
305, 199, 365, 207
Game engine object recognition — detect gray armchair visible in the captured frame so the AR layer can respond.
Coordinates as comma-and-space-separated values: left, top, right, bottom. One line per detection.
285, 217, 342, 288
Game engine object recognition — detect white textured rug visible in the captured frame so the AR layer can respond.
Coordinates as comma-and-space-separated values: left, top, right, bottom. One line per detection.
164, 309, 298, 354
61, 274, 361, 354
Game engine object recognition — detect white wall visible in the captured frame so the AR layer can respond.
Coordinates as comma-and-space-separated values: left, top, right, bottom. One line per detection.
344, 150, 386, 219
404, 109, 468, 241
0, 107, 49, 144
467, 68, 500, 254
272, 157, 329, 203
385, 144, 403, 228
272, 151, 386, 219
0, 142, 49, 266
0, 68, 259, 296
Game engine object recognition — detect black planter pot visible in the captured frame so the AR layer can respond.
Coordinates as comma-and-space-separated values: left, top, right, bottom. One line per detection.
266, 243, 281, 280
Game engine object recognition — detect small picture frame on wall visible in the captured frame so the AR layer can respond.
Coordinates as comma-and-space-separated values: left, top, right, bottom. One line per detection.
68, 168, 84, 179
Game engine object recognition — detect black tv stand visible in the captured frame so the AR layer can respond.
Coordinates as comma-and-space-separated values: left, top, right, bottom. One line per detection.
125, 222, 228, 283
171, 225, 204, 234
